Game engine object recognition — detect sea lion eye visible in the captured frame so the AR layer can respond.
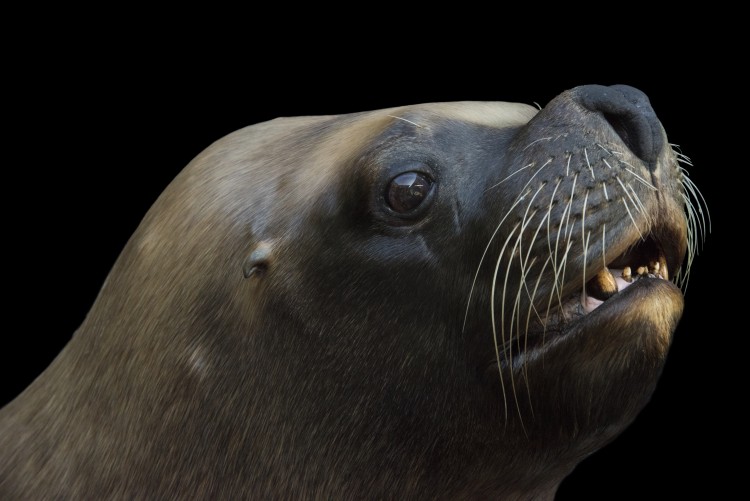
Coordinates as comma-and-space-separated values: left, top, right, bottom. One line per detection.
386, 172, 434, 213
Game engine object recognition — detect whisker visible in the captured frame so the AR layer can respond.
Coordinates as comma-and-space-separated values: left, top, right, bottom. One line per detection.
547, 180, 571, 312
670, 144, 693, 166
522, 136, 555, 151
627, 182, 649, 216
546, 179, 563, 256
463, 195, 530, 332
497, 182, 548, 432
545, 240, 574, 328
504, 234, 530, 436
518, 209, 551, 325
503, 206, 548, 434
385, 115, 425, 128
488, 156, 554, 193
584, 148, 595, 180
480, 160, 561, 330
678, 182, 710, 292
681, 174, 712, 240
490, 224, 520, 423
677, 169, 711, 290
486, 163, 534, 190
521, 256, 549, 417
621, 197, 644, 241
676, 193, 698, 290
564, 173, 578, 239
616, 176, 643, 215
581, 190, 590, 298
623, 168, 658, 191
514, 184, 548, 271
558, 175, 578, 306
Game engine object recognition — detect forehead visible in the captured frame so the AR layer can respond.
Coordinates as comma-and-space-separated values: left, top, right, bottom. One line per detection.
382, 101, 539, 130
309, 101, 539, 166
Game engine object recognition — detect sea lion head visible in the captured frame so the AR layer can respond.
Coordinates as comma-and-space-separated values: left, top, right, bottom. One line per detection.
0, 85, 706, 499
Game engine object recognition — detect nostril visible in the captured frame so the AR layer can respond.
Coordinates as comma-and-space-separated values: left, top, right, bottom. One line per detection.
601, 110, 649, 163
575, 84, 665, 170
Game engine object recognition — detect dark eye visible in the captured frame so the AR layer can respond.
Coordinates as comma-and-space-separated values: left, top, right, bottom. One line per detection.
386, 172, 434, 213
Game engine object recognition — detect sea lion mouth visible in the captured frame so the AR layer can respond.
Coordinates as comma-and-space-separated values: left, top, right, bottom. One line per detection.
582, 234, 673, 314
526, 231, 683, 352
480, 231, 684, 373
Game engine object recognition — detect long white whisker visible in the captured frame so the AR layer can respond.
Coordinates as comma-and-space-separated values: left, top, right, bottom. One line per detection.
681, 174, 712, 239
498, 182, 549, 434
615, 177, 647, 242
627, 182, 649, 216
674, 163, 711, 290
475, 158, 560, 330
490, 224, 520, 424
615, 176, 643, 215
581, 190, 590, 297
522, 136, 555, 151
677, 192, 698, 290
545, 240, 574, 326
518, 209, 551, 325
557, 174, 578, 307
515, 184, 548, 269
546, 179, 563, 255
464, 195, 529, 332
487, 155, 554, 193
584, 147, 595, 180
487, 163, 534, 190
503, 207, 547, 436
621, 197, 644, 241
622, 167, 658, 191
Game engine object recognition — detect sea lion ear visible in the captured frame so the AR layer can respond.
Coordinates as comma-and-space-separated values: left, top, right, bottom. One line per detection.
242, 240, 274, 279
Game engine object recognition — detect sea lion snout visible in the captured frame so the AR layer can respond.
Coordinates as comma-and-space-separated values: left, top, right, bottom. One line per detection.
574, 84, 665, 168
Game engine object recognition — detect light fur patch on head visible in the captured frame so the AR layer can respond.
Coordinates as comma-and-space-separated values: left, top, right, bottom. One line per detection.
385, 101, 539, 130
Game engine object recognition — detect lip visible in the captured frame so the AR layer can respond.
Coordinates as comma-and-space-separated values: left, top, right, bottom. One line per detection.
486, 276, 683, 373
563, 276, 684, 350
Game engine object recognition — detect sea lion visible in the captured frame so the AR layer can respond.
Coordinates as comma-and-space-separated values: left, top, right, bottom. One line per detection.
0, 84, 706, 499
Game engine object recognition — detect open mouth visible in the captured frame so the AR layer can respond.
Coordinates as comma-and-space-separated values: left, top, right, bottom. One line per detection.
581, 236, 671, 314
539, 235, 680, 335
484, 231, 684, 373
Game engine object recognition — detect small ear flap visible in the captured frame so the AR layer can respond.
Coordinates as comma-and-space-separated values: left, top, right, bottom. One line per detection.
243, 240, 274, 278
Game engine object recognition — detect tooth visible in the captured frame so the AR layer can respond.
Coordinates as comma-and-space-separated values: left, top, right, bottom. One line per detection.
659, 256, 669, 280
586, 267, 619, 300
622, 266, 632, 282
636, 266, 648, 276
649, 261, 660, 274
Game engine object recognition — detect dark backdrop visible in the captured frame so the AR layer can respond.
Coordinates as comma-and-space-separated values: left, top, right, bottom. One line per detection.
3, 48, 732, 499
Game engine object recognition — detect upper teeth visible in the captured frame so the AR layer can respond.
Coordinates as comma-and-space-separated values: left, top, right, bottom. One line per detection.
586, 268, 619, 300
622, 257, 668, 282
584, 257, 669, 303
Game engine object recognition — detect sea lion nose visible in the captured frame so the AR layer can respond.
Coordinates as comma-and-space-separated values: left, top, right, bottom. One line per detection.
575, 84, 665, 171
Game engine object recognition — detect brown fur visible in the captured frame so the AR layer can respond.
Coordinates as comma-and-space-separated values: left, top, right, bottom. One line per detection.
1, 85, 698, 499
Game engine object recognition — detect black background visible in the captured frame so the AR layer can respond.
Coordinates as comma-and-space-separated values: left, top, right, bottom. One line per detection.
3, 39, 735, 499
